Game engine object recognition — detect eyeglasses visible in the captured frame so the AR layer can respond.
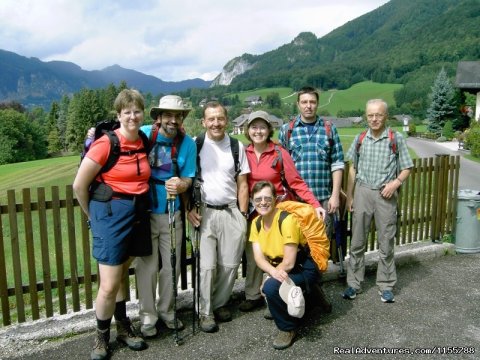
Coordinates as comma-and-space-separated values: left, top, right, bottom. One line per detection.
253, 196, 273, 205
367, 113, 386, 119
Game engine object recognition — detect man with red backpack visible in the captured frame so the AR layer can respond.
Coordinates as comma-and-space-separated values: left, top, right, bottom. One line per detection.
278, 86, 345, 270
134, 95, 196, 338
343, 99, 413, 303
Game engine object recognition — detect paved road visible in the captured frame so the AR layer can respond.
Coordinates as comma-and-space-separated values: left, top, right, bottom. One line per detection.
406, 137, 480, 190
2, 248, 479, 360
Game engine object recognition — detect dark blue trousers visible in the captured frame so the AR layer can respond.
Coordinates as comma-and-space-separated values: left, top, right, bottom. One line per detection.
263, 257, 318, 331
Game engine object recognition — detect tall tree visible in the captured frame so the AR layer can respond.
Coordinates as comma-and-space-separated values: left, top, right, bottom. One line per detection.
0, 109, 47, 164
426, 68, 456, 133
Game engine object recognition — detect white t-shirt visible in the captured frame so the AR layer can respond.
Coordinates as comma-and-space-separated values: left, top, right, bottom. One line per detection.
199, 134, 250, 205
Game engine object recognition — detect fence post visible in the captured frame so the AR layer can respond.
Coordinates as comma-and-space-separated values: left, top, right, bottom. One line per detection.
431, 154, 449, 242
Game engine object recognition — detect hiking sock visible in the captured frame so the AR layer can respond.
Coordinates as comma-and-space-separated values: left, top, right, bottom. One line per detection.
114, 300, 127, 321
96, 317, 112, 331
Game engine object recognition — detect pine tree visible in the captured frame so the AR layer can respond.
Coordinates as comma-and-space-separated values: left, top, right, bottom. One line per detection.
426, 68, 456, 134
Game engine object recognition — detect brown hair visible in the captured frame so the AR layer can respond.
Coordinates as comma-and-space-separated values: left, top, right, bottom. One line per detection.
297, 86, 319, 102
114, 89, 145, 113
202, 101, 228, 119
251, 180, 277, 199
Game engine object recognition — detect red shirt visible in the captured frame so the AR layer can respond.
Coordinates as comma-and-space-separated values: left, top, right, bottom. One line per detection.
87, 129, 151, 195
246, 141, 320, 208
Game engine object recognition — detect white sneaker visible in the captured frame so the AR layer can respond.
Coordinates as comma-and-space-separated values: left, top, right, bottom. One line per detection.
140, 323, 157, 338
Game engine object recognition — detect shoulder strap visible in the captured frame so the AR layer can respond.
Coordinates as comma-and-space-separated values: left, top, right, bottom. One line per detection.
149, 124, 159, 145
101, 131, 121, 174
255, 216, 262, 233
271, 145, 300, 200
284, 118, 296, 152
229, 136, 240, 181
195, 133, 206, 181
388, 128, 400, 176
255, 210, 290, 234
171, 132, 184, 178
277, 210, 290, 235
354, 130, 368, 170
324, 120, 334, 147
138, 130, 150, 154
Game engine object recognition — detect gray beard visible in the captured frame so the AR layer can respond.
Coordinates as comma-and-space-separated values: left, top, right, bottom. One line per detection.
163, 124, 177, 137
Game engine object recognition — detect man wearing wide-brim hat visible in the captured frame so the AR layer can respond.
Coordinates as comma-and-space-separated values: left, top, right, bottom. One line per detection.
135, 94, 196, 338
149, 95, 192, 121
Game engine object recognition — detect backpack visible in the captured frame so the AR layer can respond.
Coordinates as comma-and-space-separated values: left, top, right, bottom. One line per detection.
187, 132, 240, 210
255, 201, 330, 272
147, 123, 186, 208
284, 117, 333, 150
353, 128, 398, 174
148, 123, 185, 178
194, 132, 240, 183
81, 120, 150, 174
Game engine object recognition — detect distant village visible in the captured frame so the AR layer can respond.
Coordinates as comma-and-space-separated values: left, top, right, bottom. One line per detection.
198, 94, 413, 135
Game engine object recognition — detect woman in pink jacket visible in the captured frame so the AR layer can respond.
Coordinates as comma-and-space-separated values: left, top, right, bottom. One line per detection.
239, 110, 327, 314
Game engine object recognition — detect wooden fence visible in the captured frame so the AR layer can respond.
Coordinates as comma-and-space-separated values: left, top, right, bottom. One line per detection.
0, 155, 460, 327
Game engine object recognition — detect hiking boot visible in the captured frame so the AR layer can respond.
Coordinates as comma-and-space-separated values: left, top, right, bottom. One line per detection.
342, 287, 359, 300
199, 315, 218, 333
379, 290, 395, 303
273, 330, 296, 350
164, 318, 185, 331
239, 298, 264, 312
140, 323, 157, 338
213, 306, 232, 322
116, 317, 148, 351
90, 328, 110, 360
312, 284, 332, 313
264, 306, 273, 320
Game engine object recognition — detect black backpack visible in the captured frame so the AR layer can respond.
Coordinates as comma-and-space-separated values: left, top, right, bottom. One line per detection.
81, 120, 150, 174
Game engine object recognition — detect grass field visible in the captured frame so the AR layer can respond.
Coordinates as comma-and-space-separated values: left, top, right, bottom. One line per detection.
227, 81, 403, 116
0, 155, 79, 203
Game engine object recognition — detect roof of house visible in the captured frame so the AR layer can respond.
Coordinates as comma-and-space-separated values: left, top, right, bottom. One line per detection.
456, 61, 480, 93
244, 95, 262, 102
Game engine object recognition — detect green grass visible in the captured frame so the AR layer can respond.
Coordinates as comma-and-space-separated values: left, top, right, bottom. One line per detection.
0, 156, 79, 203
226, 81, 404, 116
318, 81, 403, 115
228, 87, 295, 104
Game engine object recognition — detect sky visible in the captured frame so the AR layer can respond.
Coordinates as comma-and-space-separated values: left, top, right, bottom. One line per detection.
0, 0, 390, 82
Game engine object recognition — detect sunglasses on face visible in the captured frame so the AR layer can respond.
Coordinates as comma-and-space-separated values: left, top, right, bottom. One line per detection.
253, 196, 273, 205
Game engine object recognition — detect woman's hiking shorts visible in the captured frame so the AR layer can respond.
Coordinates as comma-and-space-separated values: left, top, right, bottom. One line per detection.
89, 193, 152, 265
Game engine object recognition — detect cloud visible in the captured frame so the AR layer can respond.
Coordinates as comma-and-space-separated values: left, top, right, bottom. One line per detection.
0, 0, 389, 81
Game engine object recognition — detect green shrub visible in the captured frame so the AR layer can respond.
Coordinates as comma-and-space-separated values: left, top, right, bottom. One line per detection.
442, 120, 454, 140
465, 123, 480, 157
436, 136, 447, 142
407, 123, 416, 136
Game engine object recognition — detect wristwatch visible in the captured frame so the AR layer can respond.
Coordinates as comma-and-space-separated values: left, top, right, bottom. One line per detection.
241, 211, 248, 219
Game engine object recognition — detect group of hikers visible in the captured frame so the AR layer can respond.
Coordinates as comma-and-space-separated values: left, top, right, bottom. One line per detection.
73, 86, 413, 359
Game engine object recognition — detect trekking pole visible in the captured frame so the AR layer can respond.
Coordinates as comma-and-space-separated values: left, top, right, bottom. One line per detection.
334, 211, 346, 278
167, 193, 182, 345
191, 182, 202, 333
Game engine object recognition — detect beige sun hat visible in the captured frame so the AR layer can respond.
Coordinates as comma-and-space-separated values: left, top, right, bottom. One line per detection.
279, 277, 305, 318
149, 95, 192, 120
247, 110, 271, 126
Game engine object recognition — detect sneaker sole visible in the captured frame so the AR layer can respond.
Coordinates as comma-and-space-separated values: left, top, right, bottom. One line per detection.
378, 291, 395, 303
342, 293, 356, 300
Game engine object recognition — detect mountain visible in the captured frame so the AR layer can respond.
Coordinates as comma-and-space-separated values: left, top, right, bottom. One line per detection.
212, 0, 480, 99
0, 50, 211, 108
